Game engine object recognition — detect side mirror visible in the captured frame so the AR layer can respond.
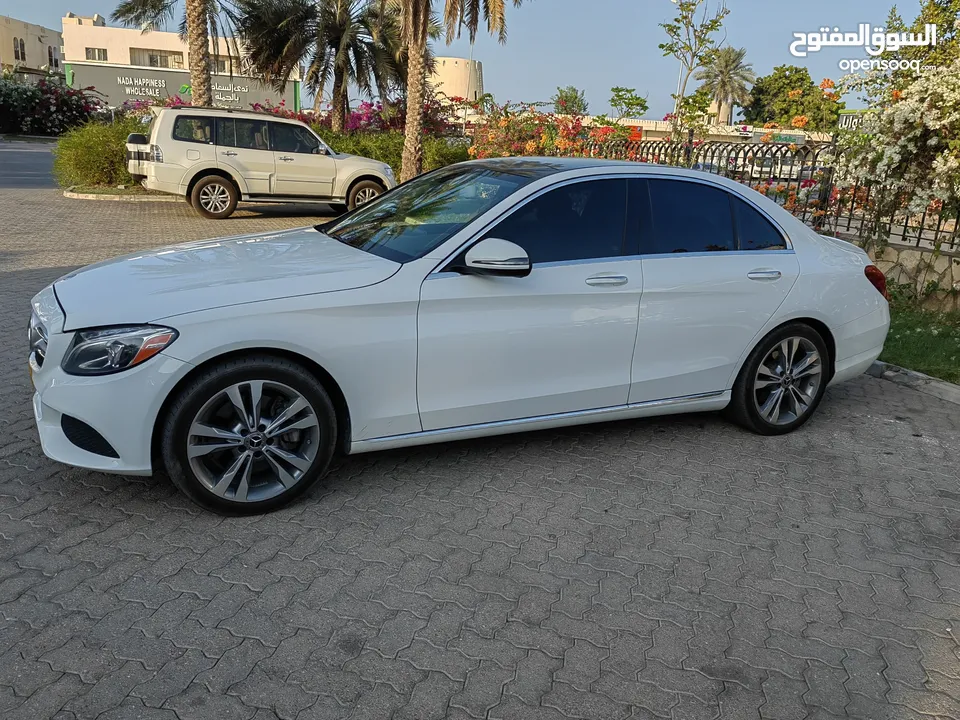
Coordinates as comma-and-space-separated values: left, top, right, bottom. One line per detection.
459, 238, 531, 278
126, 133, 149, 145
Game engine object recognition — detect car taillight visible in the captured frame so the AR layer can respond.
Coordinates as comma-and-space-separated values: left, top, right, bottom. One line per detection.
864, 265, 889, 300
150, 144, 163, 163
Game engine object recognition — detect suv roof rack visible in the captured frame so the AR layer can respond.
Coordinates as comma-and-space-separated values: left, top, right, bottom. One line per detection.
155, 105, 312, 119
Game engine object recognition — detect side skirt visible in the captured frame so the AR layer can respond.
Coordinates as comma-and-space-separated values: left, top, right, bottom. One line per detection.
347, 391, 730, 454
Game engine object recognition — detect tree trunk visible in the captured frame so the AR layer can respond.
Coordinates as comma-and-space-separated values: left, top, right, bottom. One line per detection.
331, 74, 346, 132
400, 11, 428, 182
185, 0, 212, 106
312, 90, 324, 113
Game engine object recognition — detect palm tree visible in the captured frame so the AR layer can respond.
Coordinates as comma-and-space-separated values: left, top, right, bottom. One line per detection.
112, 0, 235, 106
236, 0, 402, 130
396, 0, 522, 182
695, 46, 755, 125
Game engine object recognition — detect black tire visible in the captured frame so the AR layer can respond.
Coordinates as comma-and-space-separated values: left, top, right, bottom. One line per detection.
161, 355, 338, 515
347, 180, 384, 211
726, 322, 830, 435
191, 175, 239, 219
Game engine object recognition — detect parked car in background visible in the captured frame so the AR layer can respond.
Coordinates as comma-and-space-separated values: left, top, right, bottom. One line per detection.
126, 106, 395, 218
29, 158, 890, 514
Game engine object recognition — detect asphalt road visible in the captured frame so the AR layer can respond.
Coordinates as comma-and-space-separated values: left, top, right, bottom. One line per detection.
0, 150, 958, 720
0, 140, 57, 190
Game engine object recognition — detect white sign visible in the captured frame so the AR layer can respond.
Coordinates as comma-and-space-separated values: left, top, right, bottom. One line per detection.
117, 75, 167, 98
789, 23, 938, 58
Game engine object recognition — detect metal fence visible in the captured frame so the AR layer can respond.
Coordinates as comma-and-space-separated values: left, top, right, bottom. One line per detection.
583, 139, 959, 252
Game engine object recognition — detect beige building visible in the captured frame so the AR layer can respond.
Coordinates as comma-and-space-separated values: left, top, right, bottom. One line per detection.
60, 12, 301, 109
428, 56, 483, 101
0, 15, 63, 79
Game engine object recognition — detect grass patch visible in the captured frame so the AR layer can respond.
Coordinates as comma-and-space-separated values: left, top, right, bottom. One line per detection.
881, 304, 960, 384
71, 185, 166, 196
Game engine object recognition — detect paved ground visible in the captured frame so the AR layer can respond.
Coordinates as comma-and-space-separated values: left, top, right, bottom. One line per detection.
0, 140, 57, 190
1, 146, 959, 719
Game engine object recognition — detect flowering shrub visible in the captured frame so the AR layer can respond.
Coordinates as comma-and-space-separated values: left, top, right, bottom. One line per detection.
0, 75, 101, 135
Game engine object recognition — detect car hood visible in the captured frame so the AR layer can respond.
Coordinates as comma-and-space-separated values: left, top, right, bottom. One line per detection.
55, 226, 399, 331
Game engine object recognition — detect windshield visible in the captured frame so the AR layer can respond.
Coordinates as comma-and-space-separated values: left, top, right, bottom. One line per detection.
319, 165, 537, 263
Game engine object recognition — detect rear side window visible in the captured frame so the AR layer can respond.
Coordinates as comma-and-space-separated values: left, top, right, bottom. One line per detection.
172, 116, 213, 144
732, 196, 787, 250
216, 118, 270, 151
645, 179, 734, 253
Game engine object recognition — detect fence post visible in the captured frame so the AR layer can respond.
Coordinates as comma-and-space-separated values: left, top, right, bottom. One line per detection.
813, 140, 837, 231
684, 129, 694, 166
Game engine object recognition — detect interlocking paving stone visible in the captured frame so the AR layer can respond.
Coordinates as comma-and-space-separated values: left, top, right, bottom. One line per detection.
1, 178, 959, 717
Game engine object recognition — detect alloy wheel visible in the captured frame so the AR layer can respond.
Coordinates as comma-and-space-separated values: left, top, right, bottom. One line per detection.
355, 187, 380, 205
753, 336, 823, 426
198, 183, 231, 214
186, 380, 321, 502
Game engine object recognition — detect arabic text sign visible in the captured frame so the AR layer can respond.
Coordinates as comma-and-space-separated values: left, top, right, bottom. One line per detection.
790, 24, 938, 58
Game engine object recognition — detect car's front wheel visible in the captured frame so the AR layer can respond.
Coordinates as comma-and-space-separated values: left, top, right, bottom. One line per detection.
191, 176, 239, 219
727, 323, 829, 435
161, 356, 337, 514
347, 180, 384, 211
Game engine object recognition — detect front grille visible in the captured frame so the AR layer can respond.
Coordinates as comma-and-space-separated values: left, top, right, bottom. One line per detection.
61, 415, 119, 458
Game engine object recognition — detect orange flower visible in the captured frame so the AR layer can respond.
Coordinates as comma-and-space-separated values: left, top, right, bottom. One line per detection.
823, 91, 838, 102
467, 145, 477, 156
787, 89, 803, 99
788, 143, 798, 152
892, 89, 903, 101
819, 78, 835, 90
760, 132, 774, 143
791, 115, 809, 128
524, 140, 538, 154
498, 118, 509, 128
763, 121, 779, 129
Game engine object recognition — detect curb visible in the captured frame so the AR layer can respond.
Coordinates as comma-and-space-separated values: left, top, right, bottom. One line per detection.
867, 360, 960, 406
63, 187, 178, 203
0, 134, 58, 143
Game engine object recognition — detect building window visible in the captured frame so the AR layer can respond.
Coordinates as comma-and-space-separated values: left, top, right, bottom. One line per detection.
85, 47, 108, 62
19, 38, 26, 63
130, 48, 184, 69
48, 46, 53, 68
13, 37, 20, 62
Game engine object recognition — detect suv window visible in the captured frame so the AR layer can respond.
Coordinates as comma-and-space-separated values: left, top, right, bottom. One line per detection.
484, 179, 627, 264
172, 116, 213, 144
270, 122, 321, 154
215, 117, 270, 151
645, 179, 734, 253
732, 195, 787, 250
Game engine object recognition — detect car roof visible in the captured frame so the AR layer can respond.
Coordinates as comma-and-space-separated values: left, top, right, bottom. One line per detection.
154, 106, 308, 123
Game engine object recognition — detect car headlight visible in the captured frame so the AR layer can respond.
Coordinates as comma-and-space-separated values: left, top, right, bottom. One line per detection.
61, 325, 178, 376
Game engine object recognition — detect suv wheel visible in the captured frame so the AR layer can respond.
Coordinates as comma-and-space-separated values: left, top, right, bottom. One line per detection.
347, 180, 384, 211
192, 176, 239, 219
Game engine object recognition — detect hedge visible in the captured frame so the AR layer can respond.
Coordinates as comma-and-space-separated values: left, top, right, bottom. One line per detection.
52, 117, 145, 187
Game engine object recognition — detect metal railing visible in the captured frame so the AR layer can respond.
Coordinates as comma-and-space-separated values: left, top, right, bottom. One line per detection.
580, 139, 959, 252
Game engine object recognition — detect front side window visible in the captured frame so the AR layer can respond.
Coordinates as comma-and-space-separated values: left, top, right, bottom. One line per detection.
645, 179, 735, 253
321, 165, 540, 263
270, 122, 321, 154
172, 116, 213, 144
485, 178, 628, 264
732, 196, 787, 250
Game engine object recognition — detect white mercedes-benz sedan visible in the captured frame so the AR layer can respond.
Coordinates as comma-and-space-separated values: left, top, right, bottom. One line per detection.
28, 158, 890, 513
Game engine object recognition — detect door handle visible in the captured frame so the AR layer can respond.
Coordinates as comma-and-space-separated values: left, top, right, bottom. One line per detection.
747, 269, 782, 280
585, 275, 629, 287
278, 156, 294, 162
221, 151, 238, 157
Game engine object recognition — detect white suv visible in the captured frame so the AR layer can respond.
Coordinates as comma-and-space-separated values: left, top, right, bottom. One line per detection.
126, 106, 396, 218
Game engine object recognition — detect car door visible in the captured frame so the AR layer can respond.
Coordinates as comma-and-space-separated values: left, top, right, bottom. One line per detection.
215, 117, 275, 195
269, 121, 337, 198
628, 177, 800, 404
417, 177, 644, 431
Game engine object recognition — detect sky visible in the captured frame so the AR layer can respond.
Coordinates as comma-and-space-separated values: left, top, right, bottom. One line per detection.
3, 0, 923, 118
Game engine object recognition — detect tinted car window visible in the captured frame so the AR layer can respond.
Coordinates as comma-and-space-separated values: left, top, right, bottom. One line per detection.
216, 118, 270, 151
172, 116, 213, 144
733, 196, 787, 250
486, 179, 627, 264
646, 179, 734, 253
321, 165, 537, 263
271, 122, 321, 154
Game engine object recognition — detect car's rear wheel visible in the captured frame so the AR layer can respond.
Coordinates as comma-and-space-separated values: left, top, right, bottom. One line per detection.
726, 323, 828, 435
192, 176, 238, 219
347, 180, 384, 211
161, 356, 337, 514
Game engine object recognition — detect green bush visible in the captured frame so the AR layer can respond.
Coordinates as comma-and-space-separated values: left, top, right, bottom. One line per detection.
0, 74, 101, 135
315, 129, 469, 176
53, 117, 144, 187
